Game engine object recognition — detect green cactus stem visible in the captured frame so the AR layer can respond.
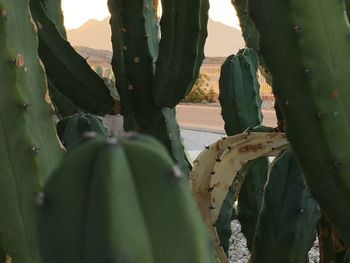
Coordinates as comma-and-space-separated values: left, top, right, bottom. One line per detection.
250, 151, 319, 263
237, 158, 268, 251
47, 81, 80, 118
153, 0, 209, 107
39, 0, 66, 38
248, 0, 350, 244
29, 0, 114, 115
219, 48, 262, 136
0, 0, 64, 261
56, 113, 109, 150
38, 134, 215, 263
217, 48, 267, 254
108, 0, 191, 175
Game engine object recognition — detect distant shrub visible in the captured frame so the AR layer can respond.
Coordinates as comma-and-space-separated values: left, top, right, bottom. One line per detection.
184, 73, 217, 103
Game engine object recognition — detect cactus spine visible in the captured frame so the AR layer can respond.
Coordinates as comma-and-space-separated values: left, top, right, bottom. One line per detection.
0, 0, 64, 261
248, 0, 350, 244
39, 135, 216, 263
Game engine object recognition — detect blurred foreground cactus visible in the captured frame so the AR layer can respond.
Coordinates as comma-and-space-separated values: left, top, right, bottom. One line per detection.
39, 134, 215, 263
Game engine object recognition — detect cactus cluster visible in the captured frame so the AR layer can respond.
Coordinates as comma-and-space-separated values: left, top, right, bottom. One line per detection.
2, 0, 350, 262
107, 0, 209, 175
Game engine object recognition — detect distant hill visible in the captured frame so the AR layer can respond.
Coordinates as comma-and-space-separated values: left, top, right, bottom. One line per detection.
74, 46, 225, 67
67, 17, 245, 57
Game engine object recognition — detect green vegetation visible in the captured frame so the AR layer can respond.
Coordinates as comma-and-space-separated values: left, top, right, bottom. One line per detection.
184, 74, 217, 103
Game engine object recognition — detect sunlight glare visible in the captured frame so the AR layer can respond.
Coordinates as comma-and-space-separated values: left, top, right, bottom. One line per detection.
62, 0, 240, 30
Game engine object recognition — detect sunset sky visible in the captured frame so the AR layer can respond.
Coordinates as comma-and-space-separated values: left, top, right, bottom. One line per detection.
61, 0, 240, 30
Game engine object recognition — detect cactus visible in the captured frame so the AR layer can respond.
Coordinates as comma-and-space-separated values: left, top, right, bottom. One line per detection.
29, 0, 115, 115
250, 151, 319, 263
248, 0, 350, 243
190, 132, 289, 262
38, 134, 216, 263
217, 48, 268, 254
39, 0, 66, 38
236, 157, 268, 251
219, 48, 262, 136
47, 79, 80, 118
56, 113, 109, 150
317, 213, 349, 263
108, 0, 191, 175
0, 0, 64, 261
231, 0, 272, 82
153, 0, 209, 107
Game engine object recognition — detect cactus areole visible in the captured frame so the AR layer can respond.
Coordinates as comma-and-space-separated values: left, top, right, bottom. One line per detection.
248, 0, 350, 244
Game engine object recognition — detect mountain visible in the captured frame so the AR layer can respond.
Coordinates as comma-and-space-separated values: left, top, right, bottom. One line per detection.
67, 17, 245, 57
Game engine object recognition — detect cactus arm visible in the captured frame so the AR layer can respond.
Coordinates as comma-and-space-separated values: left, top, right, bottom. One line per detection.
217, 48, 266, 254
38, 138, 154, 262
107, 0, 137, 127
192, 0, 209, 87
231, 0, 259, 52
209, 133, 289, 223
108, 0, 191, 174
161, 108, 191, 174
248, 0, 350, 243
39, 0, 66, 38
153, 0, 209, 107
236, 157, 268, 251
47, 79, 80, 117
0, 0, 64, 261
29, 0, 114, 115
250, 151, 319, 263
190, 132, 289, 262
219, 49, 262, 136
56, 114, 109, 150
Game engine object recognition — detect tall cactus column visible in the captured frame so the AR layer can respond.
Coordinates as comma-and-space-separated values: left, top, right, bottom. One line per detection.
107, 0, 209, 175
0, 0, 64, 261
248, 0, 350, 243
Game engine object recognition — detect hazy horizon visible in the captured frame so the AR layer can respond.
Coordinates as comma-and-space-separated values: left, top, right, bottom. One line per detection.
66, 17, 245, 56
62, 0, 240, 30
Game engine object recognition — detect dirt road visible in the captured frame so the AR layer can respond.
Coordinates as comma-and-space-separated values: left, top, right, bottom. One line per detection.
176, 103, 277, 133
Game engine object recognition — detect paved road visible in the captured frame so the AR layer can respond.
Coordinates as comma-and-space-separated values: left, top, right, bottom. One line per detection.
176, 103, 277, 133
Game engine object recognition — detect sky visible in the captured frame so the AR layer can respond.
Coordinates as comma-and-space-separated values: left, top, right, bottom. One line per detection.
61, 0, 240, 30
